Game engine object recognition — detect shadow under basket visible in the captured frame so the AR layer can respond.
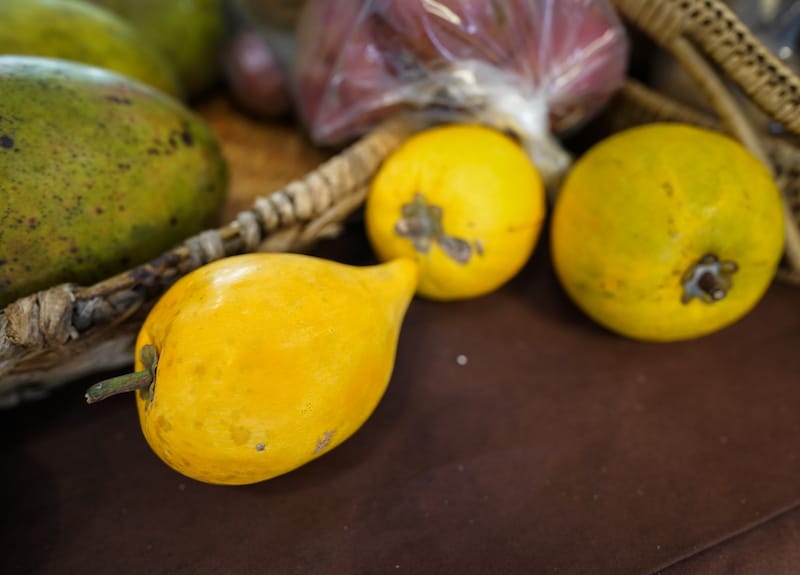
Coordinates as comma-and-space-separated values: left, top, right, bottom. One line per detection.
1, 0, 799, 406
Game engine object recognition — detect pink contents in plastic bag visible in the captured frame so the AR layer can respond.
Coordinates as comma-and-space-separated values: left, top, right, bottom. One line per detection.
292, 0, 629, 178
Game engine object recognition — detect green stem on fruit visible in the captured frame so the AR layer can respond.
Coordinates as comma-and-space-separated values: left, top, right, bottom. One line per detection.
681, 254, 739, 304
395, 192, 474, 264
84, 370, 152, 404
85, 344, 158, 404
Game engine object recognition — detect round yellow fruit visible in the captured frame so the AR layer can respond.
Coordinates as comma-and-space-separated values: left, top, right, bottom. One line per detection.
365, 124, 546, 301
551, 123, 785, 342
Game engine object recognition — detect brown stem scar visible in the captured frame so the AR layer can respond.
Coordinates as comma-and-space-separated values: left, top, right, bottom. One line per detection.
681, 254, 738, 304
395, 192, 475, 265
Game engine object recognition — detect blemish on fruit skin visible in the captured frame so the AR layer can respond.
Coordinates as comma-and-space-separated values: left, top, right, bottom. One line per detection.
0, 135, 14, 149
157, 415, 172, 432
104, 95, 132, 105
255, 443, 265, 452
230, 425, 251, 446
314, 430, 336, 454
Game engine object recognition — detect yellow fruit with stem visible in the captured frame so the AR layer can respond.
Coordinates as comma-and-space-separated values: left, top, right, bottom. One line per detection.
86, 253, 418, 485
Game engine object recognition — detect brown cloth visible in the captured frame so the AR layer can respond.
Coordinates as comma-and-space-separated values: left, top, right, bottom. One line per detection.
2, 221, 799, 575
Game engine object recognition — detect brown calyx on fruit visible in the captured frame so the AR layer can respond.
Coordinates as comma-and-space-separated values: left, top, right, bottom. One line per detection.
681, 254, 739, 304
395, 192, 473, 264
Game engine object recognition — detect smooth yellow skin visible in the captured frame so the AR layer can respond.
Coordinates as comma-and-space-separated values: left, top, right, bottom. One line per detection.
551, 123, 785, 342
366, 124, 546, 301
134, 253, 418, 485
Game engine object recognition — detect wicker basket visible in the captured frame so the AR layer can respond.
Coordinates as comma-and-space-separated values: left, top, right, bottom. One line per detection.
1, 0, 799, 405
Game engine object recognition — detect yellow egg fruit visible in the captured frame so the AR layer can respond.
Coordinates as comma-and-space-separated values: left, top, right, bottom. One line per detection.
86, 253, 419, 485
551, 123, 785, 342
365, 124, 547, 301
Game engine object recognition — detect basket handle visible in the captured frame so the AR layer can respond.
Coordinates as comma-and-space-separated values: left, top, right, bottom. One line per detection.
611, 0, 800, 138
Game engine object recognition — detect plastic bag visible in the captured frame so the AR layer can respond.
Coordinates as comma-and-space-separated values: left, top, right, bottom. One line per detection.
292, 0, 629, 182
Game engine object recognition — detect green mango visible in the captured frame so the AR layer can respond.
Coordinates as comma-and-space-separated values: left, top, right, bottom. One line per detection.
0, 56, 228, 308
0, 0, 181, 98
86, 0, 225, 98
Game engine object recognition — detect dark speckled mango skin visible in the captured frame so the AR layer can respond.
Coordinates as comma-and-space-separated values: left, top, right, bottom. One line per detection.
0, 56, 228, 308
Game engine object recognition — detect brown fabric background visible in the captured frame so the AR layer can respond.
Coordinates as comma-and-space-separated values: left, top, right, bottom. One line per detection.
2, 222, 799, 575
